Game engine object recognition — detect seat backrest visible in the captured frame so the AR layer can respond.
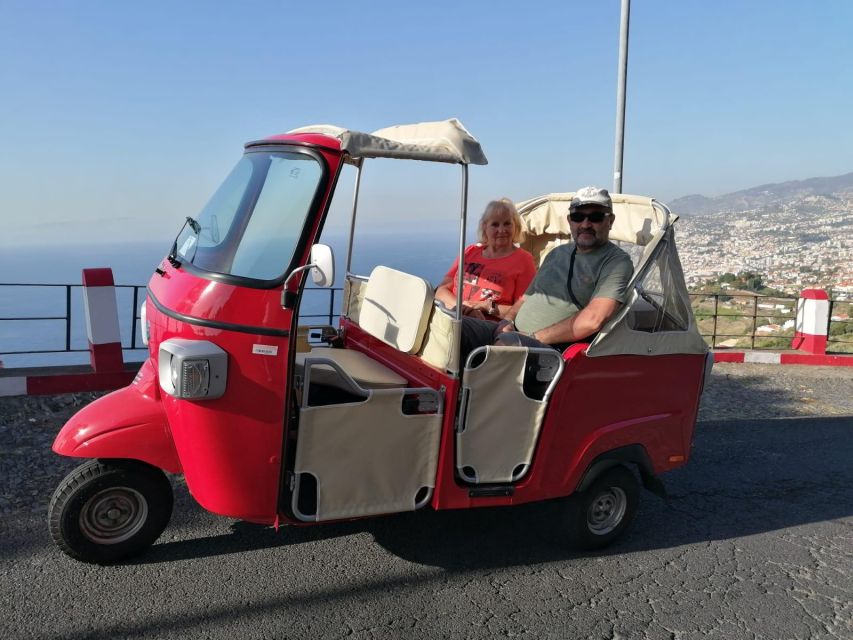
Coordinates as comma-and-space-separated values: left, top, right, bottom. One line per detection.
343, 275, 367, 321
416, 303, 461, 373
359, 266, 434, 354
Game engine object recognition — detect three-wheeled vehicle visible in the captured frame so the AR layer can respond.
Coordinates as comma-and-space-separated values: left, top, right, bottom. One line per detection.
48, 119, 712, 564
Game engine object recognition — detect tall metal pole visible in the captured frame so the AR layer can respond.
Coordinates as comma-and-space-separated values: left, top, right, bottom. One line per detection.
455, 164, 469, 323
613, 0, 631, 194
452, 164, 469, 378
345, 160, 363, 275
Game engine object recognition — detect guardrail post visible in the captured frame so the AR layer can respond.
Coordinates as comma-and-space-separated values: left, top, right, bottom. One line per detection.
82, 268, 124, 372
791, 289, 829, 354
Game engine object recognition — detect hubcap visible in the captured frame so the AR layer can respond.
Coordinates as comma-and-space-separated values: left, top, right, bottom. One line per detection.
586, 486, 627, 535
79, 487, 148, 545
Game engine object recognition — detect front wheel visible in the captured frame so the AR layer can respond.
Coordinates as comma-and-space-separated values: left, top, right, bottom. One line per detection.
48, 459, 173, 564
568, 465, 639, 550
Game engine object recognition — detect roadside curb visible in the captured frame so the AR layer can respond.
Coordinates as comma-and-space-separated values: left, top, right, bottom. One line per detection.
713, 351, 853, 367
0, 365, 140, 397
3, 351, 853, 399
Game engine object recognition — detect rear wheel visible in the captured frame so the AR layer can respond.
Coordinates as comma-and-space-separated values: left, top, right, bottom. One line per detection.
569, 465, 639, 550
48, 459, 173, 564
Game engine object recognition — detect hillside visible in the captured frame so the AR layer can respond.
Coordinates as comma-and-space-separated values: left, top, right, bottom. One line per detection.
673, 173, 853, 294
671, 171, 853, 216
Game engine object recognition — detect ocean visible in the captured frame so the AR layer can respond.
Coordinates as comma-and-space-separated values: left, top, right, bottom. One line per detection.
0, 229, 466, 368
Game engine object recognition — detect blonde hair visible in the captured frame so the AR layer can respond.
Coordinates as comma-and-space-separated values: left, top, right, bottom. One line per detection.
477, 198, 523, 245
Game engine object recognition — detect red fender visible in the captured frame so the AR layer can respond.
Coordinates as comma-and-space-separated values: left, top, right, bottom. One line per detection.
52, 360, 182, 474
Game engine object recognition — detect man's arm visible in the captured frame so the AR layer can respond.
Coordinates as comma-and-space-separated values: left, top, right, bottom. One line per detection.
529, 297, 621, 344
497, 295, 527, 332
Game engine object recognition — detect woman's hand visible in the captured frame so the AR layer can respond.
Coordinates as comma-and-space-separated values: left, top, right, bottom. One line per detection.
465, 299, 492, 312
461, 302, 487, 320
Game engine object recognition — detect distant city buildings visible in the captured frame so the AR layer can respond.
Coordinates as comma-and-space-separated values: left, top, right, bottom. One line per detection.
674, 193, 853, 297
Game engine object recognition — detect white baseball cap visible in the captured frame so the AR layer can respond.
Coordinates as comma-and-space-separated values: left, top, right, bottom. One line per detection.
570, 186, 612, 212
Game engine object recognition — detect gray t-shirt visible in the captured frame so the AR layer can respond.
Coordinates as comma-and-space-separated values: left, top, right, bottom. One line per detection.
515, 242, 633, 334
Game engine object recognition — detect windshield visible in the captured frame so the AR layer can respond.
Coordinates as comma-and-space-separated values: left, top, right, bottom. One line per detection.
175, 149, 325, 282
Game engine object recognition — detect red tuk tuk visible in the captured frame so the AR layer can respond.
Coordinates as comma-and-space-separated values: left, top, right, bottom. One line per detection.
48, 119, 712, 564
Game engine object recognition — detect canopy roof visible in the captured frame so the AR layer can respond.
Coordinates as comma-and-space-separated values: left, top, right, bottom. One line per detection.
517, 193, 670, 245
286, 118, 488, 165
516, 192, 673, 266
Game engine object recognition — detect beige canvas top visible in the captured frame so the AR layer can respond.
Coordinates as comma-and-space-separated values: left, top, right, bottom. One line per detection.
517, 192, 670, 247
287, 118, 488, 165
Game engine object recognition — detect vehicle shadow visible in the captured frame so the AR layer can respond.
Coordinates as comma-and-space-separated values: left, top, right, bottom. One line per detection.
138, 414, 853, 569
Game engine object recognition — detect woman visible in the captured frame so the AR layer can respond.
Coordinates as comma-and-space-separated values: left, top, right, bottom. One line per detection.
435, 198, 536, 320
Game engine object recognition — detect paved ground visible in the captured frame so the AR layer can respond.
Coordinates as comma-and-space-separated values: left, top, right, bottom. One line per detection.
1, 363, 851, 639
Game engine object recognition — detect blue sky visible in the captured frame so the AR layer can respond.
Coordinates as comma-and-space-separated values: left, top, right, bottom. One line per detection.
1, 0, 851, 248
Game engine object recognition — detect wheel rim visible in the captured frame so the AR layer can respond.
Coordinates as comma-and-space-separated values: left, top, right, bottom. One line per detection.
586, 486, 627, 535
79, 487, 148, 545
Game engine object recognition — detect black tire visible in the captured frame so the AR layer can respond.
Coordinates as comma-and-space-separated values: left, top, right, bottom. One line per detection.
568, 465, 639, 550
48, 459, 173, 564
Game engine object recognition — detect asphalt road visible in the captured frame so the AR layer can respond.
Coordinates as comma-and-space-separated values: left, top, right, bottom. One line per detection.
1, 365, 852, 640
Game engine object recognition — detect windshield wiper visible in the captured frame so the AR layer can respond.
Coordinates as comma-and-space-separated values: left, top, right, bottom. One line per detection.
166, 216, 201, 269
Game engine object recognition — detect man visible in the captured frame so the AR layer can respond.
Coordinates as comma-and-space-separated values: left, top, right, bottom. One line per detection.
460, 186, 633, 360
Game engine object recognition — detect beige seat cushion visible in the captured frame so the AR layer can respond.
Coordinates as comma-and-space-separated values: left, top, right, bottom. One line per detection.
416, 303, 461, 374
360, 266, 434, 354
295, 347, 407, 390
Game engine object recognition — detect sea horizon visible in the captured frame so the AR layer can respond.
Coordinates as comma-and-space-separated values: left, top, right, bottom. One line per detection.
0, 230, 467, 368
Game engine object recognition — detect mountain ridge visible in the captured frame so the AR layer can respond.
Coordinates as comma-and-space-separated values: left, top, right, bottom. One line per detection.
670, 171, 853, 215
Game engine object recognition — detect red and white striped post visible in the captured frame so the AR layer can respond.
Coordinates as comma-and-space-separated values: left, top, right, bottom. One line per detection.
791, 289, 829, 355
82, 268, 124, 372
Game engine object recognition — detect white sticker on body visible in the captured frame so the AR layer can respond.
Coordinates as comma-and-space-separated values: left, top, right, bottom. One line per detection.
252, 344, 279, 356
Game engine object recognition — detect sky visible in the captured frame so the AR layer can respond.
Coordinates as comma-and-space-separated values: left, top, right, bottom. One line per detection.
1, 0, 852, 249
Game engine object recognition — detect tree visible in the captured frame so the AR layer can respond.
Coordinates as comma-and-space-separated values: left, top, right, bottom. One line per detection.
744, 275, 763, 291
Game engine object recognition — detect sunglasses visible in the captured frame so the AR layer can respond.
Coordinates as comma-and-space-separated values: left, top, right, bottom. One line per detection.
569, 210, 609, 223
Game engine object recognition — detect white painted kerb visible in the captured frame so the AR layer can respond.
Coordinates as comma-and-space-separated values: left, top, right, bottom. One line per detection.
744, 352, 781, 364
83, 286, 122, 344
795, 298, 830, 336
0, 377, 27, 397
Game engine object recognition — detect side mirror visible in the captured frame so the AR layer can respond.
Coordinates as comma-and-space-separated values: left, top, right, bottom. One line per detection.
281, 243, 336, 309
309, 243, 335, 288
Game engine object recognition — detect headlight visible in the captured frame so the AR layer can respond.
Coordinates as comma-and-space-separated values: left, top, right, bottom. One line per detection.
181, 359, 210, 396
158, 339, 227, 400
170, 355, 179, 389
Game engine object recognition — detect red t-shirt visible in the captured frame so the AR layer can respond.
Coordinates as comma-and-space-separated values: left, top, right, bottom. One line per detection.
444, 245, 536, 307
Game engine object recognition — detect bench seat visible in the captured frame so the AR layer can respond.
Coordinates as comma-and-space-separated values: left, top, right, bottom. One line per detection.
296, 266, 436, 391
295, 347, 407, 390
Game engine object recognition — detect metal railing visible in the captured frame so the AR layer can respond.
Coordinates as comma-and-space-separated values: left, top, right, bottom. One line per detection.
0, 283, 147, 358
827, 298, 853, 351
3, 283, 851, 363
689, 292, 853, 353
0, 284, 344, 364
299, 287, 343, 325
